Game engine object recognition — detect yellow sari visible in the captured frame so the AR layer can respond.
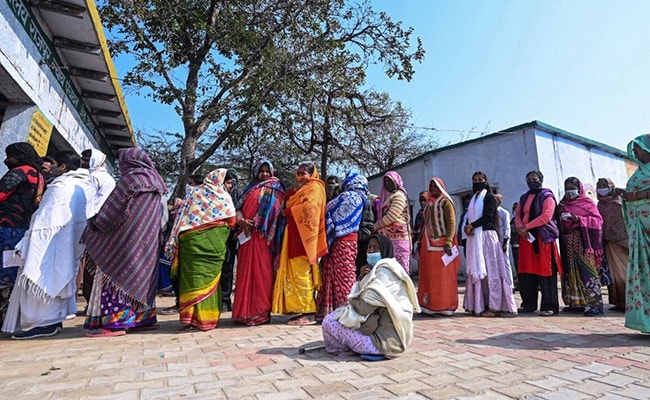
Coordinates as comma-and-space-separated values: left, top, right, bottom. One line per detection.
272, 168, 327, 314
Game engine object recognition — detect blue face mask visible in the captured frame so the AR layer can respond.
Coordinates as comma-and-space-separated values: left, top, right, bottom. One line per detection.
566, 189, 579, 199
366, 252, 382, 267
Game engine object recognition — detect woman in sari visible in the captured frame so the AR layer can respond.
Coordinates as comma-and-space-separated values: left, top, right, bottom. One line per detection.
463, 171, 517, 317
272, 161, 327, 326
374, 171, 411, 274
557, 176, 604, 316
596, 177, 628, 312
232, 160, 285, 326
83, 148, 167, 337
165, 168, 236, 332
322, 234, 419, 360
418, 177, 460, 316
622, 135, 650, 332
316, 172, 367, 321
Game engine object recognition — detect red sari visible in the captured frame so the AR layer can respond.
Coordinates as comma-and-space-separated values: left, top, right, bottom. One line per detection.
232, 185, 275, 326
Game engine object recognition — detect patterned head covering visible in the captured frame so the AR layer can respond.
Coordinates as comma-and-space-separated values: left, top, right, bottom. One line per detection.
239, 159, 285, 246
325, 171, 368, 246
166, 168, 236, 255
379, 171, 407, 218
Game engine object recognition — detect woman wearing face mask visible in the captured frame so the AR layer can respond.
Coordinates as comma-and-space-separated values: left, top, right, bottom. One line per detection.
321, 234, 419, 360
0, 143, 45, 289
515, 170, 562, 317
557, 176, 604, 316
373, 171, 411, 274
463, 171, 517, 317
272, 161, 327, 326
596, 178, 627, 312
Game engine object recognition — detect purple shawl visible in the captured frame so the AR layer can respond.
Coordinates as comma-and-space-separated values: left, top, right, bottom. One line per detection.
82, 148, 167, 308
518, 188, 559, 244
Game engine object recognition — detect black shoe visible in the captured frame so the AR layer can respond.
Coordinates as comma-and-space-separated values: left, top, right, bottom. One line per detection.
517, 307, 535, 313
563, 306, 585, 313
222, 299, 232, 312
12, 324, 59, 340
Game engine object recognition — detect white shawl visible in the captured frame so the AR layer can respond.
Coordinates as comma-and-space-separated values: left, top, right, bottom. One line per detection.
332, 258, 420, 351
465, 189, 487, 282
15, 169, 96, 302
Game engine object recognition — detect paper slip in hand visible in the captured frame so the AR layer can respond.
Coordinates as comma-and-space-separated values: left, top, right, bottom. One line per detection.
238, 231, 252, 245
527, 232, 536, 243
441, 245, 459, 266
2, 250, 22, 268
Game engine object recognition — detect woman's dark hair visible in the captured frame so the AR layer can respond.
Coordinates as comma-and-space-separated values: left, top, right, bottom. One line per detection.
472, 171, 492, 192
526, 170, 544, 182
53, 151, 81, 171
298, 161, 315, 175
565, 176, 581, 188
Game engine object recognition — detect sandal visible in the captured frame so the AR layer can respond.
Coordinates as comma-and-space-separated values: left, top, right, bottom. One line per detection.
128, 323, 160, 332
176, 325, 199, 334
480, 310, 498, 318
159, 306, 178, 315
287, 316, 317, 326
86, 328, 126, 338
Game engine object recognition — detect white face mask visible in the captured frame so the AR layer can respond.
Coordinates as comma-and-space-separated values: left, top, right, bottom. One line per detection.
597, 188, 611, 197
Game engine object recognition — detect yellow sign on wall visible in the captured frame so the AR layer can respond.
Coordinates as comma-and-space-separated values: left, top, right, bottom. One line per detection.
27, 108, 53, 156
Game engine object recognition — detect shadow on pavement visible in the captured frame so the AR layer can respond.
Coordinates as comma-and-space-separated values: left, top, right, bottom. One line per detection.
457, 331, 650, 350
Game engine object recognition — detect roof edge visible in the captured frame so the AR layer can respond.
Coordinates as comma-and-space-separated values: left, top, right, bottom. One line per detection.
85, 0, 136, 147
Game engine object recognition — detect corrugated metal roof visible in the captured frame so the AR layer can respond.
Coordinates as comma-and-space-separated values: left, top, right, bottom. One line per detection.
28, 0, 134, 157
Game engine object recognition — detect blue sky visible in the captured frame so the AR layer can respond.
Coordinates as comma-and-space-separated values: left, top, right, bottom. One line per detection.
119, 1, 650, 151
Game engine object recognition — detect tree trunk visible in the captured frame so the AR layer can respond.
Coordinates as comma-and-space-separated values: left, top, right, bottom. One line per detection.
173, 130, 198, 199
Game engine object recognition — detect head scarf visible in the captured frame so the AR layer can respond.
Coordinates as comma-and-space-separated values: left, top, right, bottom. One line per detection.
628, 134, 650, 177
88, 149, 108, 174
239, 159, 285, 247
596, 177, 627, 244
561, 176, 603, 257
379, 171, 407, 219
370, 233, 395, 259
286, 161, 327, 264
167, 168, 236, 253
5, 142, 42, 173
325, 171, 368, 246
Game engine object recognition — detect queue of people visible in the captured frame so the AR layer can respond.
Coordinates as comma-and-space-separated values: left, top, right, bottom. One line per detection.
2, 134, 650, 360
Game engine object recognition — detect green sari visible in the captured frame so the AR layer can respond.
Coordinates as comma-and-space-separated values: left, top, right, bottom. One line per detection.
174, 224, 229, 331
624, 134, 650, 333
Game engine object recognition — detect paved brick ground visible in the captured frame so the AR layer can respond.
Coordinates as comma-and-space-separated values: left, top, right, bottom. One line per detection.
2, 289, 650, 399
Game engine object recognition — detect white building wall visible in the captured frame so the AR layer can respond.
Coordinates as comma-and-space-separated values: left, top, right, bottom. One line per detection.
0, 3, 99, 153
535, 129, 629, 199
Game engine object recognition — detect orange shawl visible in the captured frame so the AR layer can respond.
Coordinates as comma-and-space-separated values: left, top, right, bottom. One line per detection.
286, 169, 328, 264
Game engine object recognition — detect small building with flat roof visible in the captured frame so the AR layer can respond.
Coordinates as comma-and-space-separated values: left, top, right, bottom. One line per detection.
0, 0, 133, 174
